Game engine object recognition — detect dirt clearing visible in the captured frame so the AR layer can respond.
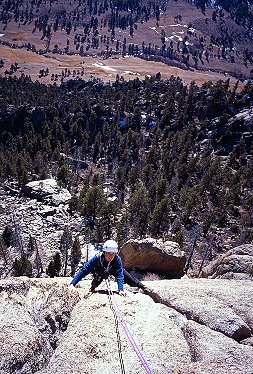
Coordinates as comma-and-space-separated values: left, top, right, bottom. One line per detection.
0, 44, 243, 88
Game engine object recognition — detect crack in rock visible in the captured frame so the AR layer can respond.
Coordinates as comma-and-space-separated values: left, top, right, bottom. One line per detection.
1, 278, 253, 374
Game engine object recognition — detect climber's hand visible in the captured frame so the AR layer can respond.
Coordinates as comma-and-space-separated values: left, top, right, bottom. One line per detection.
117, 290, 126, 297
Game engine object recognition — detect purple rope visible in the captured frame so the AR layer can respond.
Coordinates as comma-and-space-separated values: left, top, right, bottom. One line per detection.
106, 280, 154, 374
108, 290, 151, 372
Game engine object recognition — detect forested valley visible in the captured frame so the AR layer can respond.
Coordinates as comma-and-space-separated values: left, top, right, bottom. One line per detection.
0, 73, 252, 276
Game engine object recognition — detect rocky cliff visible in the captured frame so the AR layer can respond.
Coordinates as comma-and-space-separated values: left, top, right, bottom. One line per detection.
1, 277, 253, 374
200, 244, 253, 280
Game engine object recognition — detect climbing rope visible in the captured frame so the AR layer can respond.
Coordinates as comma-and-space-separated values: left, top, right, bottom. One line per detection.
106, 278, 126, 374
105, 279, 154, 374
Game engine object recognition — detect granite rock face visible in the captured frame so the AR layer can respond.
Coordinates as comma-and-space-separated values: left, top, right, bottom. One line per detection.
144, 278, 253, 341
200, 244, 253, 280
0, 278, 80, 374
23, 179, 71, 206
1, 277, 253, 374
0, 184, 83, 279
120, 238, 186, 278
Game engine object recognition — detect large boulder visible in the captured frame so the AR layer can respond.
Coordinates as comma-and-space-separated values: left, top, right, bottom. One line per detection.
23, 179, 71, 206
200, 244, 253, 280
120, 238, 186, 278
1, 277, 253, 374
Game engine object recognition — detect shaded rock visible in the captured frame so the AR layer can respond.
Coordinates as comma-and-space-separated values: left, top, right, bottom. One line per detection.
0, 276, 30, 295
23, 179, 71, 206
3, 183, 19, 196
25, 278, 80, 349
120, 238, 186, 278
38, 206, 57, 217
200, 244, 253, 280
0, 297, 53, 374
227, 108, 253, 131
177, 319, 253, 374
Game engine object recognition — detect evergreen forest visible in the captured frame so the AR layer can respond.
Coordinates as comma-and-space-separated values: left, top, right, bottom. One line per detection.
0, 74, 253, 271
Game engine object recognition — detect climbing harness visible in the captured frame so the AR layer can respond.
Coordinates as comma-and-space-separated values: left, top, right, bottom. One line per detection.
89, 252, 113, 292
105, 278, 154, 374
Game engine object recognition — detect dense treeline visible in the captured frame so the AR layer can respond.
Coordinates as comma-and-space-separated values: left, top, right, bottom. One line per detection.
0, 74, 253, 265
0, 0, 164, 35
192, 1, 253, 24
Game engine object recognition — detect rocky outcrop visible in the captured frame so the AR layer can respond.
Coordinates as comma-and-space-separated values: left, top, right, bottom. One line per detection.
0, 278, 80, 374
214, 108, 253, 156
241, 337, 253, 347
1, 277, 253, 374
120, 238, 186, 278
200, 244, 253, 280
23, 179, 71, 206
144, 278, 253, 341
0, 184, 83, 278
226, 108, 253, 132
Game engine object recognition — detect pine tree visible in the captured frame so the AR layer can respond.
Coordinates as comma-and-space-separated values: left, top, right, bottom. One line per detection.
12, 254, 32, 277
54, 252, 62, 275
60, 227, 72, 276
27, 234, 35, 257
128, 184, 149, 238
57, 158, 69, 187
0, 237, 9, 265
116, 213, 129, 247
46, 252, 62, 278
46, 260, 56, 278
149, 198, 170, 237
173, 231, 185, 249
2, 226, 14, 247
81, 186, 107, 221
99, 200, 118, 240
70, 236, 82, 276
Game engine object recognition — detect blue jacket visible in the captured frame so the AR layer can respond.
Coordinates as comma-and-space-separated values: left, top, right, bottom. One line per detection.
71, 253, 124, 291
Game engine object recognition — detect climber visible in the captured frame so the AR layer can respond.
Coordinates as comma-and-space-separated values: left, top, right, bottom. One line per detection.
70, 239, 126, 296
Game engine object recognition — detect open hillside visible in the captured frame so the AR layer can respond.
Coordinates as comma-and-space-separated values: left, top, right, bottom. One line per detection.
1, 0, 253, 84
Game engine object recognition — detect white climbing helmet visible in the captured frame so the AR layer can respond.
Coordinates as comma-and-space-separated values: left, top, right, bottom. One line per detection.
103, 239, 118, 253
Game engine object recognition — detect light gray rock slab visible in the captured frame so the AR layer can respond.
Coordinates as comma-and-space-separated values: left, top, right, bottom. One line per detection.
37, 287, 191, 374
144, 279, 253, 341
201, 244, 253, 280
1, 278, 253, 374
0, 294, 53, 374
23, 179, 71, 206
